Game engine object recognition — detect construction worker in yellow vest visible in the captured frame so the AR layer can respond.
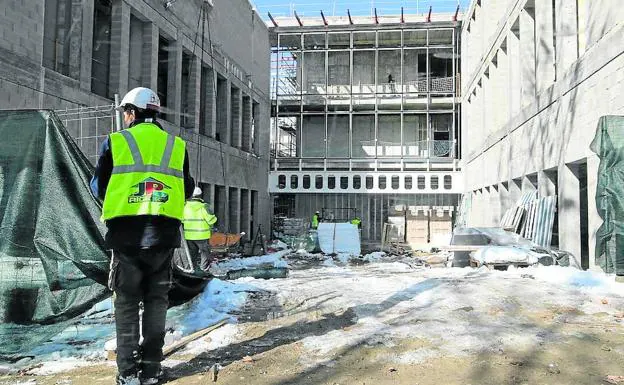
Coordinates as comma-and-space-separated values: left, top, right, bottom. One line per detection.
91, 87, 194, 385
351, 217, 362, 229
311, 211, 321, 229
183, 187, 218, 275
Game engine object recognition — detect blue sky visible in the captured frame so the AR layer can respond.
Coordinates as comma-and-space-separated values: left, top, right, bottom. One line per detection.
250, 0, 471, 18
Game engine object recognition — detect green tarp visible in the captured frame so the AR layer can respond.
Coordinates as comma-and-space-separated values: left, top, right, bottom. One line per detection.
590, 115, 624, 275
0, 110, 205, 355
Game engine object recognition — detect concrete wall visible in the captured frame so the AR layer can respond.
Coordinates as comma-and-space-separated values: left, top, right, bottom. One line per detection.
0, 0, 272, 241
461, 0, 624, 270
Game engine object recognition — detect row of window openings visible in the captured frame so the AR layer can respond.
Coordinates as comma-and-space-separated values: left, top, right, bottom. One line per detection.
278, 175, 452, 190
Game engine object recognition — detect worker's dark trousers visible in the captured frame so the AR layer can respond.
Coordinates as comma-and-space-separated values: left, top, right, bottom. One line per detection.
109, 249, 173, 378
187, 239, 212, 271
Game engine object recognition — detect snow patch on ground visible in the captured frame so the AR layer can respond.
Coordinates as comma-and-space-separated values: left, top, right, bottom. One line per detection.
210, 250, 290, 276
247, 263, 624, 367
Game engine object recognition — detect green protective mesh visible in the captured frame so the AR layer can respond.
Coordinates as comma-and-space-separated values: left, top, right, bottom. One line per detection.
590, 115, 624, 275
0, 110, 206, 355
0, 110, 110, 355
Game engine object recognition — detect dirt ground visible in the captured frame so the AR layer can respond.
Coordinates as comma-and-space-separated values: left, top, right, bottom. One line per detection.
2, 262, 624, 385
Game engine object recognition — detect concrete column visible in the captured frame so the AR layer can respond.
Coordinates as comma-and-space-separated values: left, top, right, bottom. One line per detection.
535, 0, 556, 91
507, 27, 521, 118
79, 0, 94, 90
190, 56, 201, 132
494, 48, 509, 130
232, 88, 242, 148
109, 1, 130, 97
225, 78, 232, 144
519, 6, 536, 108
241, 189, 251, 239
229, 187, 240, 233
168, 40, 183, 126
538, 170, 557, 196
559, 164, 582, 268
510, 178, 522, 204
209, 69, 217, 138
555, 0, 578, 76
68, 0, 83, 80
218, 186, 228, 231
242, 95, 252, 151
499, 181, 511, 218
143, 23, 159, 91
586, 155, 601, 271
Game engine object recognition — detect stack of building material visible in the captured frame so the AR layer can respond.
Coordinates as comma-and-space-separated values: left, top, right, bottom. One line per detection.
499, 192, 557, 248
406, 206, 430, 245
429, 207, 453, 244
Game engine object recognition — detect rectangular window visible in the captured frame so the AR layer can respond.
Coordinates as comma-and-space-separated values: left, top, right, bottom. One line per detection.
405, 176, 413, 190
366, 175, 374, 189
443, 175, 452, 190
290, 175, 298, 189
417, 176, 426, 190
43, 0, 82, 78
216, 75, 228, 142
181, 52, 192, 128
200, 66, 214, 136
340, 176, 349, 189
431, 176, 439, 190
328, 176, 336, 189
404, 30, 427, 47
302, 115, 326, 157
379, 176, 387, 190
315, 175, 323, 189
91, 0, 112, 96
327, 115, 349, 157
328, 33, 350, 49
377, 115, 401, 157
231, 86, 241, 146
278, 175, 286, 189
403, 114, 428, 157
352, 115, 375, 158
391, 176, 400, 189
353, 175, 361, 189
128, 15, 145, 90
303, 175, 311, 189
157, 36, 170, 120
304, 33, 326, 50
353, 31, 375, 48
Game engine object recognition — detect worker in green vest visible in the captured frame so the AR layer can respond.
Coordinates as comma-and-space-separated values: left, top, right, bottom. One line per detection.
311, 210, 321, 229
183, 187, 218, 275
351, 217, 362, 229
91, 87, 194, 385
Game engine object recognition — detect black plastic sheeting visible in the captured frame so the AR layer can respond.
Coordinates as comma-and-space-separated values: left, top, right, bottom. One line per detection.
0, 110, 206, 355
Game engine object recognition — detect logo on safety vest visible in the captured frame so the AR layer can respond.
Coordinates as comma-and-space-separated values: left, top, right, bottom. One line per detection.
128, 177, 170, 204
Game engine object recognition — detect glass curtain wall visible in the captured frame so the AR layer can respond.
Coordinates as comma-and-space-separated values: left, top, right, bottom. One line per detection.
271, 27, 458, 162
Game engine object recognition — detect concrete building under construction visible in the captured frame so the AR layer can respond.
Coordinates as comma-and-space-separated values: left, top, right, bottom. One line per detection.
268, 11, 463, 244
461, 0, 624, 270
0, 0, 272, 240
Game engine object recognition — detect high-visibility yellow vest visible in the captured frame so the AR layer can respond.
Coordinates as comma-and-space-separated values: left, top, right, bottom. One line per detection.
351, 218, 361, 227
101, 123, 186, 221
311, 214, 319, 229
183, 199, 217, 240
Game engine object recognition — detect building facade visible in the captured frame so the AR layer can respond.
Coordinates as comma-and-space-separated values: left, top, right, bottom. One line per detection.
269, 14, 463, 242
0, 0, 272, 240
461, 0, 624, 269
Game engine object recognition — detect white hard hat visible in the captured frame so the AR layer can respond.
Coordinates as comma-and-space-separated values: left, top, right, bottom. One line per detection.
117, 87, 161, 112
193, 187, 202, 196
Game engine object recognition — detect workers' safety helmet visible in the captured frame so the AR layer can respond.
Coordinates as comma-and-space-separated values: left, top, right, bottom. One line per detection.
193, 187, 203, 197
315, 211, 320, 214
117, 87, 161, 112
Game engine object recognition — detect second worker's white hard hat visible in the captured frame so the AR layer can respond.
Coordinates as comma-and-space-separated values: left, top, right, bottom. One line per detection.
117, 87, 161, 112
193, 187, 202, 196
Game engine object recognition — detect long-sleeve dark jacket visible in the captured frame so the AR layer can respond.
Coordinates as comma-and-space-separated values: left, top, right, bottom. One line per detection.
90, 120, 195, 252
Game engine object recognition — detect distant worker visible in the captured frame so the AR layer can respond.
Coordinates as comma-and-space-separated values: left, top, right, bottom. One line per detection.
387, 74, 394, 83
311, 211, 321, 229
351, 217, 362, 229
91, 87, 194, 385
183, 187, 217, 275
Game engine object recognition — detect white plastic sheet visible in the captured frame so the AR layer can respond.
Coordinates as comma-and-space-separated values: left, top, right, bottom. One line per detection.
471, 246, 541, 265
317, 223, 361, 255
